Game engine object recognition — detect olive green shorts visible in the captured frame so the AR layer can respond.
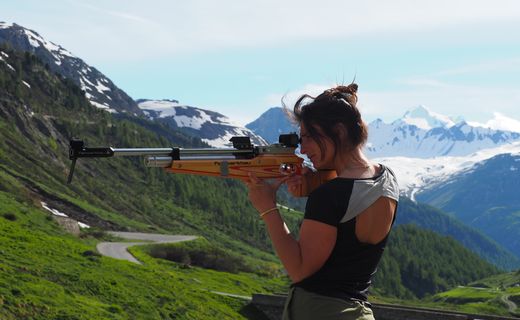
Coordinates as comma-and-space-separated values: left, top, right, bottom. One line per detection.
282, 287, 375, 320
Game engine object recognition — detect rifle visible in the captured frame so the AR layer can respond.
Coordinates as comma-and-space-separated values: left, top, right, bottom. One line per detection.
67, 133, 336, 197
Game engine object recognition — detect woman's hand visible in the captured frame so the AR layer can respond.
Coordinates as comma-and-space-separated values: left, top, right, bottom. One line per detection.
285, 166, 311, 197
245, 173, 288, 213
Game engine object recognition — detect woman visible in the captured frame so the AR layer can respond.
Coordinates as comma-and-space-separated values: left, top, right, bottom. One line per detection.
246, 83, 399, 320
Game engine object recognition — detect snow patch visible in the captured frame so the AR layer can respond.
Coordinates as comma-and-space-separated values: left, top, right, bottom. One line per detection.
41, 201, 91, 228
0, 51, 14, 71
22, 28, 75, 59
138, 100, 180, 118
95, 79, 111, 93
176, 109, 214, 130
202, 130, 242, 148
78, 222, 90, 229
89, 100, 117, 113
41, 201, 68, 217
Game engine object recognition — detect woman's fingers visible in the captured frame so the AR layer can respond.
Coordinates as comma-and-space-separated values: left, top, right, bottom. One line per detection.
301, 166, 311, 175
273, 176, 290, 190
285, 174, 303, 188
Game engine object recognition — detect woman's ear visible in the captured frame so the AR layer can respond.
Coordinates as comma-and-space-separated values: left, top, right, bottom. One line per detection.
333, 123, 348, 139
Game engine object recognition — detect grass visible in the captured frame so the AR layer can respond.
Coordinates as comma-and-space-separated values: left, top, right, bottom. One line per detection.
2, 186, 518, 318
0, 191, 289, 320
422, 272, 520, 317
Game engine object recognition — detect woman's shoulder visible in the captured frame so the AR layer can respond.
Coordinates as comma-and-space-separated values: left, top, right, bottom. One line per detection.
308, 175, 355, 199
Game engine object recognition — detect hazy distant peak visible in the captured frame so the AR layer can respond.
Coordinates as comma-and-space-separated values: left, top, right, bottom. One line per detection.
245, 106, 298, 143
401, 105, 456, 129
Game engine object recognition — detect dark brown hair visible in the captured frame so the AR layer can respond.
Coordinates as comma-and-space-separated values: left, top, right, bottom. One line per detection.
287, 83, 368, 158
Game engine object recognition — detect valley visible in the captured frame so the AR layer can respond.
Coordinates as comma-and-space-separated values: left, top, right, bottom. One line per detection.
1, 22, 520, 319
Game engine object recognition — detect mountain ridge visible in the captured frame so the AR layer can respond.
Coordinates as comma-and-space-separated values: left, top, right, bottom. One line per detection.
0, 22, 142, 115
137, 99, 267, 147
245, 106, 520, 158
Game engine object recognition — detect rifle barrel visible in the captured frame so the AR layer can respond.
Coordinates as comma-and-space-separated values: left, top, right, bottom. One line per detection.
111, 147, 253, 157
111, 148, 173, 156
145, 154, 247, 167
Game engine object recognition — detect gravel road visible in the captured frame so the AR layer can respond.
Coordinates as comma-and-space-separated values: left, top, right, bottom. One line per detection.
96, 231, 197, 264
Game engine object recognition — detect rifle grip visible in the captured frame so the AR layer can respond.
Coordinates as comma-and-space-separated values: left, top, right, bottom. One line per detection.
292, 169, 337, 197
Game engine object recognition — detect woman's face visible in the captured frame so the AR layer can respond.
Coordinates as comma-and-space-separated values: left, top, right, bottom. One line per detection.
299, 123, 336, 170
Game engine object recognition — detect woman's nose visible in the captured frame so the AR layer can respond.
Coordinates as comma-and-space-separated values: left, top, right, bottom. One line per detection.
299, 142, 307, 155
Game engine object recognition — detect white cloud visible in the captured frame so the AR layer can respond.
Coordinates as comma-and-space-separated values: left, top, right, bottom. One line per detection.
271, 81, 520, 125
361, 84, 520, 124
469, 113, 520, 132
9, 0, 520, 62
433, 58, 520, 76
264, 83, 330, 109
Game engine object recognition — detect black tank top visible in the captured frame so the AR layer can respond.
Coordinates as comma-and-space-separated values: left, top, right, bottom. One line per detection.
292, 165, 399, 301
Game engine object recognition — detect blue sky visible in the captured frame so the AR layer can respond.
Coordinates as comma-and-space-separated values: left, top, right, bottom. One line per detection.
3, 0, 520, 128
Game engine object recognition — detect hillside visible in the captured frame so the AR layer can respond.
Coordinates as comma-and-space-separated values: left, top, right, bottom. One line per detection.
396, 197, 520, 270
428, 270, 520, 317
0, 45, 297, 253
374, 224, 499, 300
136, 99, 267, 147
417, 153, 520, 258
0, 22, 141, 115
0, 192, 286, 320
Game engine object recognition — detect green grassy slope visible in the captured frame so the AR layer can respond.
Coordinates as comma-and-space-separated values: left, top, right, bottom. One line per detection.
427, 271, 520, 317
0, 192, 287, 320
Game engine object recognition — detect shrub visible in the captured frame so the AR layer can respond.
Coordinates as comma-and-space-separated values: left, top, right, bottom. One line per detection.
82, 250, 101, 257
2, 213, 17, 221
79, 228, 107, 239
147, 242, 254, 274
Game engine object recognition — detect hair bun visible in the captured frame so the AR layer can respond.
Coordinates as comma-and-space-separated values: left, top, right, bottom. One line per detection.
328, 83, 358, 107
336, 83, 358, 95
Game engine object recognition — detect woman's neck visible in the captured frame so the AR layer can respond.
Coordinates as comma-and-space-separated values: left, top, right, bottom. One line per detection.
335, 148, 375, 178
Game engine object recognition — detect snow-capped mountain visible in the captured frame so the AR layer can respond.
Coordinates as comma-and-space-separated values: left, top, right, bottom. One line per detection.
415, 151, 520, 259
246, 105, 520, 158
245, 107, 298, 143
245, 106, 520, 203
0, 22, 141, 115
400, 105, 457, 129
366, 106, 520, 158
374, 141, 520, 199
137, 99, 268, 148
375, 141, 520, 260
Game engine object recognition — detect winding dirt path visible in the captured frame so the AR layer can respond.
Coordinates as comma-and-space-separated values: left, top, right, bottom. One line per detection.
500, 294, 517, 314
96, 231, 197, 264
